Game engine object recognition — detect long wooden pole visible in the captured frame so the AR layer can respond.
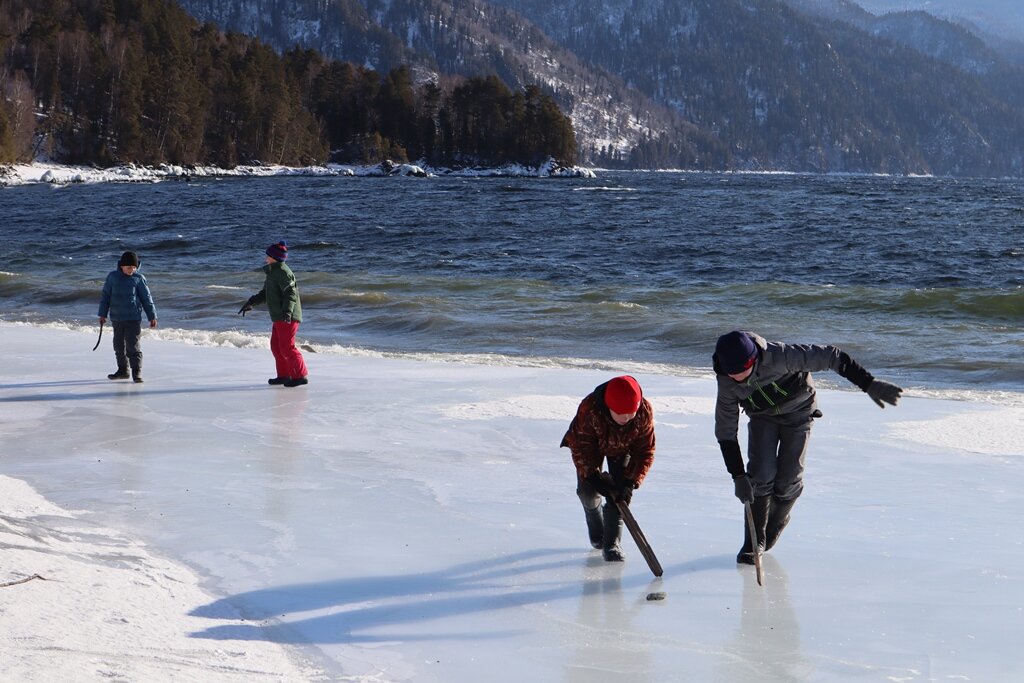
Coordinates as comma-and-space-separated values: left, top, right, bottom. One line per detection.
615, 499, 663, 577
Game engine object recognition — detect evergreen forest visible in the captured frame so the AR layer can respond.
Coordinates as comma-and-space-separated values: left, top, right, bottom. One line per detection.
0, 0, 577, 167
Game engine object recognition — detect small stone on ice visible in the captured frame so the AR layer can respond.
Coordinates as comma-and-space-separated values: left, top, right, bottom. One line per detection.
646, 592, 666, 601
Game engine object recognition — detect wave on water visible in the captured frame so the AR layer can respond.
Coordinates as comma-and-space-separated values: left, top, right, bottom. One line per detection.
318, 290, 393, 304
297, 338, 708, 378
292, 241, 341, 251
1, 319, 703, 376
890, 288, 1024, 321
597, 300, 648, 310
7, 319, 1024, 407
572, 186, 639, 192
36, 286, 99, 305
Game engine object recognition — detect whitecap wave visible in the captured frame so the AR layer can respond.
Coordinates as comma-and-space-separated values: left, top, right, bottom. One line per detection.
6, 319, 1023, 407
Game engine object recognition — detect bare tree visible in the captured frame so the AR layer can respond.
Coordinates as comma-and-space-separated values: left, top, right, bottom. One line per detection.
4, 70, 37, 161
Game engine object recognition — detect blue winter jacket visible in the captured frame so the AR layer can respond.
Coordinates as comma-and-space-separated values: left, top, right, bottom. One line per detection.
98, 270, 157, 322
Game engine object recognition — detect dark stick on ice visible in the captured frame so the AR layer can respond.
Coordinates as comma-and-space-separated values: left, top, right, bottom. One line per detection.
615, 499, 663, 577
0, 573, 47, 588
744, 501, 764, 586
92, 320, 104, 351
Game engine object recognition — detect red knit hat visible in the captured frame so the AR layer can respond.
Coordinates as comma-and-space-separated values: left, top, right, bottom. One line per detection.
605, 375, 642, 414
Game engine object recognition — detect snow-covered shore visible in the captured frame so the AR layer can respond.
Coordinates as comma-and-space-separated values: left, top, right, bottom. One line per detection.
1, 321, 1023, 682
0, 158, 596, 186
0, 475, 326, 681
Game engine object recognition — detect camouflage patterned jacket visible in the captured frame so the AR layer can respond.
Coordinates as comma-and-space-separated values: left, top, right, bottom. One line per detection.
560, 380, 656, 486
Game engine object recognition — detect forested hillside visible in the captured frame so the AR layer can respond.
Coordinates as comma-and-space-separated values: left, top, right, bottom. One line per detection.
492, 0, 1024, 175
0, 0, 576, 167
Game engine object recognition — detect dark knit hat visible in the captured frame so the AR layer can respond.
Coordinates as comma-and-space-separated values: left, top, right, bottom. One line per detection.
605, 375, 642, 415
266, 241, 288, 261
118, 251, 140, 268
715, 331, 758, 375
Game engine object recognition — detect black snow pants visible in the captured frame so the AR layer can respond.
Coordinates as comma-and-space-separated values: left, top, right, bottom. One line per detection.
112, 320, 143, 372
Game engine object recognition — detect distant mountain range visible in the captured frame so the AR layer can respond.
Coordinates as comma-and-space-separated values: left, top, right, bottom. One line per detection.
853, 0, 1024, 42
178, 0, 1024, 175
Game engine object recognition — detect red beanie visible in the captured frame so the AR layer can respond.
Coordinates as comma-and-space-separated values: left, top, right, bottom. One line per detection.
605, 375, 642, 414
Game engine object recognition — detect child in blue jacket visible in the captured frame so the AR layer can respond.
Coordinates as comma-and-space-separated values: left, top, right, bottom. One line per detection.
98, 251, 157, 382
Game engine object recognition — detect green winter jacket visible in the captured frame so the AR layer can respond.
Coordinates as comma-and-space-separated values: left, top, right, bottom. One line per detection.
252, 261, 302, 323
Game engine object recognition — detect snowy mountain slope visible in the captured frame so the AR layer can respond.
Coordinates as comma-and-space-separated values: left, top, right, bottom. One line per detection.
784, 0, 1024, 66
491, 0, 1024, 174
177, 0, 1024, 174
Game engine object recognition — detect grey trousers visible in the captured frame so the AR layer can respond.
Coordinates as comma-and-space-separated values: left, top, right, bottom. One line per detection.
112, 320, 142, 371
746, 412, 814, 500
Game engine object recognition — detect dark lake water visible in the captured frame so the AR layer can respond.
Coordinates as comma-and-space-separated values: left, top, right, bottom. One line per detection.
2, 171, 1022, 391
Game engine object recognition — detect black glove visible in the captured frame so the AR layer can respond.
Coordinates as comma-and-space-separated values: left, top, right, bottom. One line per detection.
616, 479, 636, 505
238, 296, 257, 316
585, 471, 614, 498
283, 314, 292, 323
866, 379, 903, 408
733, 474, 754, 503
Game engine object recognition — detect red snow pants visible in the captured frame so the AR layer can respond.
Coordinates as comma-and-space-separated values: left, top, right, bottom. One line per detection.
270, 321, 308, 380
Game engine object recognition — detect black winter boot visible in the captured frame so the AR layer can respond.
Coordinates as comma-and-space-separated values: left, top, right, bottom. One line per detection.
602, 502, 625, 562
108, 368, 129, 380
584, 505, 604, 549
765, 496, 798, 551
128, 357, 143, 383
737, 495, 770, 565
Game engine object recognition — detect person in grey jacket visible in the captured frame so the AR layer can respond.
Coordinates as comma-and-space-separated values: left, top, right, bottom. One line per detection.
98, 251, 157, 383
713, 330, 902, 564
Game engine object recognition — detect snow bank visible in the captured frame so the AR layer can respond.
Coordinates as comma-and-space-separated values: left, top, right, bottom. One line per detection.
0, 157, 595, 186
0, 475, 325, 681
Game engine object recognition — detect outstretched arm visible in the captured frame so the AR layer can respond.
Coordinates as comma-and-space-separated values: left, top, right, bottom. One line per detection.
238, 288, 267, 316
834, 351, 903, 408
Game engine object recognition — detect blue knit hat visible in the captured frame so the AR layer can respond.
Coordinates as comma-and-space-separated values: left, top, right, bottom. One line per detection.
715, 331, 758, 374
266, 241, 288, 261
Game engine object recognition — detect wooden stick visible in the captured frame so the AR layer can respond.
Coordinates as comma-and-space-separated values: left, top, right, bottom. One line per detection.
744, 502, 764, 586
616, 499, 663, 577
0, 574, 47, 588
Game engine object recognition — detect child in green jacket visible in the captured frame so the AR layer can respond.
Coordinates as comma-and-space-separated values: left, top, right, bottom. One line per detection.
239, 241, 308, 387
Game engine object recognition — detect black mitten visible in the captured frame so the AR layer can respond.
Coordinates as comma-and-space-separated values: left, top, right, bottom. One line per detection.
866, 379, 903, 408
238, 296, 257, 316
616, 479, 636, 505
733, 475, 754, 503
585, 471, 614, 498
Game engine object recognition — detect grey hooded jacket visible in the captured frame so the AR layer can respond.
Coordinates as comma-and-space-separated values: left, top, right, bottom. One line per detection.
713, 332, 873, 444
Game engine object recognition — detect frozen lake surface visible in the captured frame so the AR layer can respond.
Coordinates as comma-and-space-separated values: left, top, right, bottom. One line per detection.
2, 322, 1023, 681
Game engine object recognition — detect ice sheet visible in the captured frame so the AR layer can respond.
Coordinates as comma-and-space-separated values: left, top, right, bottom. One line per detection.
1, 322, 1022, 681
